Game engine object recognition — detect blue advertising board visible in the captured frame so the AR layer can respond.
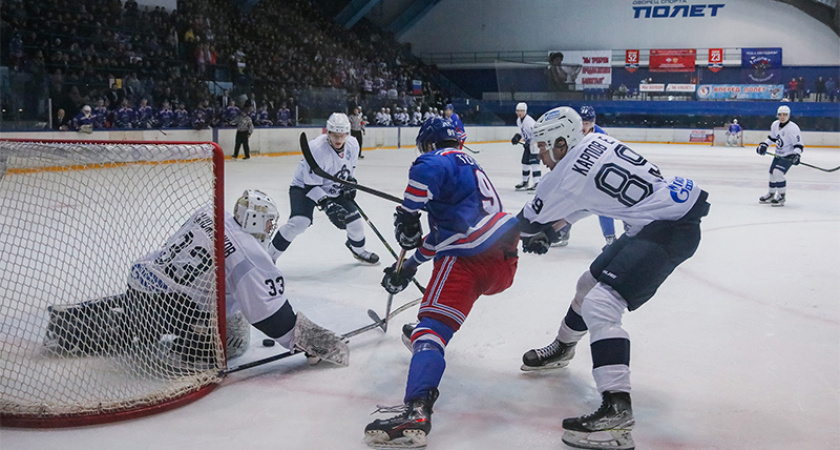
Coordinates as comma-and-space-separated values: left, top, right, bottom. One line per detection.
696, 84, 785, 100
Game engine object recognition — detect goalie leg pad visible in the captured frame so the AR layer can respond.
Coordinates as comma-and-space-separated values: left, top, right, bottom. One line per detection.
225, 309, 250, 359
44, 295, 129, 355
292, 313, 349, 366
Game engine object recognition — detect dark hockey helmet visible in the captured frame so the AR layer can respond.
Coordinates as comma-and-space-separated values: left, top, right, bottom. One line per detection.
416, 117, 458, 153
579, 105, 596, 123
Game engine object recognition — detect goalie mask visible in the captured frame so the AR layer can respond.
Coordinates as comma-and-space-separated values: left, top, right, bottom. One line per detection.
233, 189, 279, 246
533, 106, 584, 153
326, 112, 351, 153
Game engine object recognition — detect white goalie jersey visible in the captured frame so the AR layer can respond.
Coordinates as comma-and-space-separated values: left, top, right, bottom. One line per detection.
128, 207, 291, 323
291, 133, 359, 202
523, 134, 702, 236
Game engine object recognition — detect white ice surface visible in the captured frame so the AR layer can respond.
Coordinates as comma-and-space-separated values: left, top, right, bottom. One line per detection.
3, 141, 839, 450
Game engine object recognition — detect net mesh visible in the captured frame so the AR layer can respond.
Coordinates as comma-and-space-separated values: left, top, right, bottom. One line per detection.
0, 141, 223, 423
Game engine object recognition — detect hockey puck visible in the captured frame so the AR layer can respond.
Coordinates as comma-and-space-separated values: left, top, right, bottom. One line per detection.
262, 339, 276, 347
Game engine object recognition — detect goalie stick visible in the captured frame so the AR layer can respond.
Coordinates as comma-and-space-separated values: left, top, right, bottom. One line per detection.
221, 296, 423, 376
766, 151, 840, 173
300, 132, 403, 204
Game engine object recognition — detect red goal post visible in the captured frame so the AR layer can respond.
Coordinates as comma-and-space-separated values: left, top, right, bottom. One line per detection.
0, 139, 226, 427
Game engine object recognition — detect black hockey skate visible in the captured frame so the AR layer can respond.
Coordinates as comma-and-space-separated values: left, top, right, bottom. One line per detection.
770, 193, 786, 207
346, 241, 380, 265
514, 181, 530, 191
759, 192, 775, 204
562, 391, 635, 450
364, 389, 439, 449
521, 339, 576, 371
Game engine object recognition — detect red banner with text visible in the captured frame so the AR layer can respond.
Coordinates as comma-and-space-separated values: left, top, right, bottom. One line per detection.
649, 49, 696, 72
708, 48, 723, 73
625, 49, 639, 72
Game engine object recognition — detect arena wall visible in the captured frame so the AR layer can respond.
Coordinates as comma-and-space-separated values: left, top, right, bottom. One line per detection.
1, 127, 837, 156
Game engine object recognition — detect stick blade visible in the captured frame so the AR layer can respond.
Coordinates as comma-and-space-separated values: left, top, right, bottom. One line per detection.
367, 309, 386, 331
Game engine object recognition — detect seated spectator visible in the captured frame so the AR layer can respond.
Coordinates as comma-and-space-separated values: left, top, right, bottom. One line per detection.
157, 100, 174, 128
192, 107, 209, 129
255, 104, 273, 127
92, 99, 110, 129
174, 102, 191, 128
224, 99, 240, 126
114, 99, 135, 129
53, 108, 69, 131
276, 102, 292, 126
135, 98, 155, 129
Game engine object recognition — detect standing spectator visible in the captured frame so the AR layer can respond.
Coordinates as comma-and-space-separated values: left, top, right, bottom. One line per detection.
233, 108, 254, 160
826, 77, 837, 102
349, 106, 365, 159
787, 78, 798, 100
106, 82, 125, 110
53, 108, 69, 131
797, 76, 806, 101
218, 89, 232, 110
276, 102, 292, 126
815, 76, 826, 102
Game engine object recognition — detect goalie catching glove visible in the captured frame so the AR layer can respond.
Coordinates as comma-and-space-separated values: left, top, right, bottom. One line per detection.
394, 207, 423, 250
381, 261, 418, 294
318, 197, 350, 229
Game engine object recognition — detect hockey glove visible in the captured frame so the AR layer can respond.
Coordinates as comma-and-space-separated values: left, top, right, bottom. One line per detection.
756, 143, 768, 156
511, 133, 522, 145
341, 176, 357, 201
394, 207, 423, 250
317, 197, 349, 230
787, 153, 801, 165
521, 226, 559, 255
381, 262, 418, 295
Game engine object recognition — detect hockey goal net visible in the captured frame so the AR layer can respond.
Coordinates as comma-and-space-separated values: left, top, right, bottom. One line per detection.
0, 139, 225, 427
712, 125, 744, 147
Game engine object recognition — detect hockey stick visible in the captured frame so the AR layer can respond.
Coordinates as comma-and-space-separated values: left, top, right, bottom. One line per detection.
353, 201, 425, 295
462, 144, 480, 154
367, 291, 422, 333
766, 151, 840, 173
220, 296, 423, 376
300, 133, 403, 204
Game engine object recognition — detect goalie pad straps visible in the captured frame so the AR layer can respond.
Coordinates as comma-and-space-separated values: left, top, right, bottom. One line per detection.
292, 312, 349, 366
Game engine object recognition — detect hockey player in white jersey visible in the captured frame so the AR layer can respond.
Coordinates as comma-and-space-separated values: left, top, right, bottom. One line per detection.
756, 105, 803, 206
511, 102, 541, 191
726, 119, 742, 147
517, 107, 710, 450
45, 190, 349, 367
269, 113, 379, 264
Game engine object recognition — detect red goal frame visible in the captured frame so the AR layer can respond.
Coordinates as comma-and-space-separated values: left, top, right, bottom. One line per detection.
0, 139, 226, 428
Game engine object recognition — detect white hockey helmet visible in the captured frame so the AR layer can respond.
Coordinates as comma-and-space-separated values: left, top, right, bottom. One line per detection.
777, 105, 791, 116
732, 119, 738, 124
326, 112, 351, 134
233, 189, 279, 246
516, 102, 528, 112
533, 106, 584, 150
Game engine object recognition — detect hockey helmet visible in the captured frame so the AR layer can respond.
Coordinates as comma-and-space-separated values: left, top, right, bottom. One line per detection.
579, 105, 596, 123
777, 105, 791, 116
326, 112, 351, 151
516, 102, 528, 112
416, 117, 458, 153
732, 119, 738, 124
533, 106, 584, 151
234, 189, 279, 246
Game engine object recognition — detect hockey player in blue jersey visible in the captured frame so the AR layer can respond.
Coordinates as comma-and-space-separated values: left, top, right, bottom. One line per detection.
443, 103, 466, 149
518, 107, 710, 450
727, 119, 742, 147
364, 118, 520, 449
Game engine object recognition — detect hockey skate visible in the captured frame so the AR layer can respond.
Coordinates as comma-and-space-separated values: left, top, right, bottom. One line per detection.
551, 228, 570, 247
401, 322, 418, 351
521, 339, 576, 371
527, 182, 539, 193
346, 241, 380, 265
364, 389, 439, 449
562, 391, 635, 450
292, 313, 349, 366
771, 193, 786, 207
759, 192, 775, 204
514, 181, 530, 191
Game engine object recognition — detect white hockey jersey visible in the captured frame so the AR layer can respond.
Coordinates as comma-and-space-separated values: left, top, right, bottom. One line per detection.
128, 207, 290, 324
291, 133, 359, 203
517, 114, 537, 155
522, 134, 703, 236
763, 120, 803, 157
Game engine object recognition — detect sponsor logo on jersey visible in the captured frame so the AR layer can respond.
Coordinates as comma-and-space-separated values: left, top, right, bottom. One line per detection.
668, 177, 694, 203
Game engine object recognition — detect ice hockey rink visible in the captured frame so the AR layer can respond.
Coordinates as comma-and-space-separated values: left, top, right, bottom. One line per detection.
3, 139, 839, 450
